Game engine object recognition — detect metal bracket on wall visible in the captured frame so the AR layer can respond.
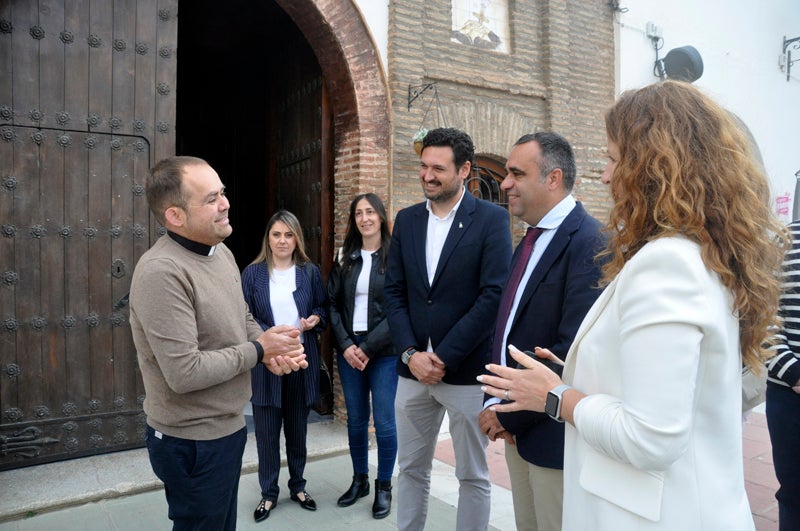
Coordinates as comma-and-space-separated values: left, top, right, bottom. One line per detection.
782, 35, 800, 82
407, 81, 447, 136
408, 82, 438, 112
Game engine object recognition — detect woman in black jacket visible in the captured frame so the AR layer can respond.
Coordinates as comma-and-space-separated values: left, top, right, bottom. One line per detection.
327, 193, 397, 519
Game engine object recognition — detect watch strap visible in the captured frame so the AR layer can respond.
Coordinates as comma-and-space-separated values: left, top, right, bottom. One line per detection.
401, 347, 417, 365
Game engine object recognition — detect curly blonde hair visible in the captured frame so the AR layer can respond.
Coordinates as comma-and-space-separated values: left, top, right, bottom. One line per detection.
601, 80, 788, 370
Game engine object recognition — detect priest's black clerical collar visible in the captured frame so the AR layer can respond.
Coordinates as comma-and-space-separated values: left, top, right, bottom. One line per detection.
167, 231, 216, 256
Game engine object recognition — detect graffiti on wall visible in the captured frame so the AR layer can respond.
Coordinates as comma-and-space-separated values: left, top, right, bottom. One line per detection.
775, 192, 792, 224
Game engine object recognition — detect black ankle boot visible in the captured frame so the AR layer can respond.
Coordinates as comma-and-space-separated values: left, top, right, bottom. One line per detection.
337, 473, 369, 507
372, 479, 392, 519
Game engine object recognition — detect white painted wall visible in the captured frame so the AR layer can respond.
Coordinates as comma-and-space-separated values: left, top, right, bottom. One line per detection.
616, 1, 800, 223
353, 0, 389, 73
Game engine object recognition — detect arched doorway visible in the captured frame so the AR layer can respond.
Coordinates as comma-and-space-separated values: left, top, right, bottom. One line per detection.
176, 0, 392, 272
176, 0, 391, 418
176, 0, 331, 270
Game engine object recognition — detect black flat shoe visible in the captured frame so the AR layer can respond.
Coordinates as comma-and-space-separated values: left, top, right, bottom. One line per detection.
253, 498, 276, 522
290, 491, 317, 511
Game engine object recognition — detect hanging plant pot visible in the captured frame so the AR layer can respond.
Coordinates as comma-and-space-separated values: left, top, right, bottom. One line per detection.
413, 128, 428, 156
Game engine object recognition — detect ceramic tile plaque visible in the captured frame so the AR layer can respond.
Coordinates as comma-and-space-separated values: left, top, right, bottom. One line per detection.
451, 0, 510, 54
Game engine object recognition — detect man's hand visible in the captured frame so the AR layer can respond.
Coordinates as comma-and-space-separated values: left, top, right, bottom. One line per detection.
478, 407, 514, 444
408, 351, 445, 385
257, 324, 307, 375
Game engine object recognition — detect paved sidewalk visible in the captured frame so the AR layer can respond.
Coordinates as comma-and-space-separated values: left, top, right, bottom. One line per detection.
743, 410, 780, 531
0, 411, 779, 530
0, 417, 514, 530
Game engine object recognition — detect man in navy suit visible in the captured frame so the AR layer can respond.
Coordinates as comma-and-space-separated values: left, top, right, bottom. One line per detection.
384, 128, 512, 531
478, 132, 605, 531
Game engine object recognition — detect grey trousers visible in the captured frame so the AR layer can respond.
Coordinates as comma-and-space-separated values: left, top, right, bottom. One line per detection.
395, 377, 491, 531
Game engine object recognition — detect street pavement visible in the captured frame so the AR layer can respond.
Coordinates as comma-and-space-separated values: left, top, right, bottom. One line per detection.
0, 409, 779, 530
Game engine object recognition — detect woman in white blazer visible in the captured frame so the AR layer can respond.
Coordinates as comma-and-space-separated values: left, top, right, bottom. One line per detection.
479, 81, 788, 530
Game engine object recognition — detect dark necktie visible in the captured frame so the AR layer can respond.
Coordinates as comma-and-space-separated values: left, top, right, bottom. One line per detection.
490, 227, 544, 365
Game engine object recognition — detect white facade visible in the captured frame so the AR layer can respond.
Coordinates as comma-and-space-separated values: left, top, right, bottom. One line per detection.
616, 1, 800, 223
356, 1, 800, 221
353, 0, 389, 72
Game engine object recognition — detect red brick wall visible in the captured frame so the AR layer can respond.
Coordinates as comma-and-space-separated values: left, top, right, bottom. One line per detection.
276, 0, 393, 420
277, 0, 393, 250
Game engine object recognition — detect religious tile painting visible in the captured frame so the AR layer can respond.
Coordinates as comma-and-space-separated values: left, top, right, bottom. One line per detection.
451, 0, 510, 54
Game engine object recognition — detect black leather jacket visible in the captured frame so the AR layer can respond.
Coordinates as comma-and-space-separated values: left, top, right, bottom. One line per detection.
327, 248, 393, 359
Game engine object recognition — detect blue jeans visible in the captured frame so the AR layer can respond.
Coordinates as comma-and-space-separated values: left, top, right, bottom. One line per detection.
766, 383, 800, 531
337, 344, 398, 482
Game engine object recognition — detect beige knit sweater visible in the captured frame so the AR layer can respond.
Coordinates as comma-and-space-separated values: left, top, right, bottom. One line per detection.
130, 235, 263, 440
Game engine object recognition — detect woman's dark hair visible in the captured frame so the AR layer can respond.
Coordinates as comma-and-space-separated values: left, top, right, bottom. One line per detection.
341, 193, 391, 271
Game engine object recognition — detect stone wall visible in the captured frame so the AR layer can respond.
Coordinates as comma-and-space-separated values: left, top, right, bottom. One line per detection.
388, 0, 615, 224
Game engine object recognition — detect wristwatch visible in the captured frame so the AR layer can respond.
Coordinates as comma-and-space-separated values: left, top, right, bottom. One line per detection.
401, 347, 417, 365
545, 384, 571, 423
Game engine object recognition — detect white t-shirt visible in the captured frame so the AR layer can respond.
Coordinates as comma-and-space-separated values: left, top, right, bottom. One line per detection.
269, 265, 303, 343
352, 250, 373, 332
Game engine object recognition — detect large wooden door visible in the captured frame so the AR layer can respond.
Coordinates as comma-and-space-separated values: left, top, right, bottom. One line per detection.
273, 31, 334, 385
0, 0, 177, 470
274, 61, 332, 268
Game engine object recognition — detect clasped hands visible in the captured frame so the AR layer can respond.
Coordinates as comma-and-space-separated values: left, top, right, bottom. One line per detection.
408, 351, 446, 385
257, 324, 308, 376
343, 343, 370, 371
477, 345, 564, 413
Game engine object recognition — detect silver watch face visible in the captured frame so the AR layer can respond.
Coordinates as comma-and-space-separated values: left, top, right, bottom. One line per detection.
401, 350, 413, 365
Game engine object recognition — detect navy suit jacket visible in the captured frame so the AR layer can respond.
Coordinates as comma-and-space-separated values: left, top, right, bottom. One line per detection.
241, 262, 327, 408
493, 201, 606, 468
384, 192, 512, 384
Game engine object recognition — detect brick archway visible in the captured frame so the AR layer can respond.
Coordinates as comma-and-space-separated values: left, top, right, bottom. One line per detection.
274, 0, 392, 245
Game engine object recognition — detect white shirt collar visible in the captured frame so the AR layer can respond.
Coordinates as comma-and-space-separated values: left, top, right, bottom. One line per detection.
535, 194, 576, 230
425, 186, 466, 220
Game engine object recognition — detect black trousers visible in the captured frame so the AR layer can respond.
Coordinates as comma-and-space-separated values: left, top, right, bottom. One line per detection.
145, 425, 246, 531
766, 384, 800, 531
253, 372, 310, 501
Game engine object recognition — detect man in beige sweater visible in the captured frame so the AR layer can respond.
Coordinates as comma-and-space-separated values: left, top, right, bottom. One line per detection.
130, 156, 307, 530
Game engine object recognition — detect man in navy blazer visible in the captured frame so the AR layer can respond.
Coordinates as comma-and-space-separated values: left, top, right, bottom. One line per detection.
478, 132, 605, 531
384, 128, 512, 531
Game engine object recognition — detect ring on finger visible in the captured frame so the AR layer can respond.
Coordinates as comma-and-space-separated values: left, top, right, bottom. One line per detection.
504, 389, 510, 401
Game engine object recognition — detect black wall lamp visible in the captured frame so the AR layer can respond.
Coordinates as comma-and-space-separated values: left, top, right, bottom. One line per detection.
781, 36, 800, 82
655, 43, 704, 82
647, 23, 703, 82
659, 46, 704, 82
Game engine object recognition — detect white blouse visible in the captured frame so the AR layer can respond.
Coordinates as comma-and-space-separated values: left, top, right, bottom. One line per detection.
269, 266, 303, 343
